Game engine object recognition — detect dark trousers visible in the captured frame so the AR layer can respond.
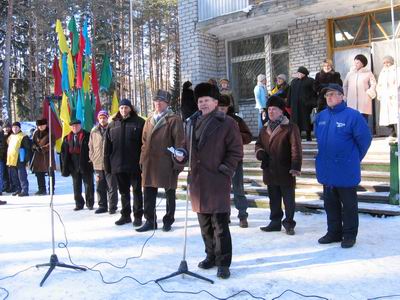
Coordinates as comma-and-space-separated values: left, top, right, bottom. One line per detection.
267, 184, 296, 229
95, 170, 118, 211
72, 171, 94, 209
115, 173, 143, 219
3, 164, 10, 191
232, 161, 248, 219
9, 163, 29, 194
35, 171, 55, 193
197, 213, 232, 267
323, 186, 358, 239
143, 186, 176, 225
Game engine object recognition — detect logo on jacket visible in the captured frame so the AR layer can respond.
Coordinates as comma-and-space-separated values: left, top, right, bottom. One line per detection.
336, 122, 346, 128
318, 121, 326, 126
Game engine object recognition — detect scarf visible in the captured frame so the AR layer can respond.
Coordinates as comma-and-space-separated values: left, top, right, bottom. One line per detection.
66, 130, 85, 154
195, 109, 216, 141
268, 115, 284, 132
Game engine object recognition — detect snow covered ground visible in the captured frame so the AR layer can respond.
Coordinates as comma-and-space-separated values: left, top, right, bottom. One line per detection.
1, 172, 400, 300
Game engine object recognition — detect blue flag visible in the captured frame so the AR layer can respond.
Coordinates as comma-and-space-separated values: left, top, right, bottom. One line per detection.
83, 19, 91, 56
76, 89, 84, 123
61, 53, 69, 92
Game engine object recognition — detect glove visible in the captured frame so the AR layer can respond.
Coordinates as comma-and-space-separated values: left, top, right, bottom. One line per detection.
256, 150, 269, 170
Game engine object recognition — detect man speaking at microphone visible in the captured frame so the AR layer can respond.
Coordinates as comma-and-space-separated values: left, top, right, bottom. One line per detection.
176, 82, 243, 279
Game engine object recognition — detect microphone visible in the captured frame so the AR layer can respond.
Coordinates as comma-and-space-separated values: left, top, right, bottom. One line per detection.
186, 110, 202, 122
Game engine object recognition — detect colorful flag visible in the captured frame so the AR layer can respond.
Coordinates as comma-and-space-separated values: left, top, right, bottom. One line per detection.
67, 16, 79, 56
60, 93, 71, 140
75, 90, 84, 123
91, 58, 101, 117
52, 56, 62, 96
42, 97, 62, 141
99, 53, 112, 92
83, 92, 94, 131
83, 19, 91, 56
55, 19, 69, 54
76, 51, 83, 89
111, 90, 119, 116
67, 50, 75, 89
83, 72, 90, 93
61, 53, 69, 92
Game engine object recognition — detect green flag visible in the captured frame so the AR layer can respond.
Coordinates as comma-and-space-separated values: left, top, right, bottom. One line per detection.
83, 92, 94, 131
68, 16, 79, 56
99, 53, 112, 92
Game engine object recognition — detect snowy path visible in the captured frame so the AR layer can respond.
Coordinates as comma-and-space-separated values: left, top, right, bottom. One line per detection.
0, 172, 400, 300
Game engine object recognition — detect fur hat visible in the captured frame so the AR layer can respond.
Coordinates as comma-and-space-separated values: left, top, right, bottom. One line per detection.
12, 122, 21, 128
153, 89, 171, 103
257, 74, 266, 82
267, 95, 286, 111
36, 119, 47, 126
354, 54, 368, 67
297, 66, 309, 76
69, 119, 81, 126
218, 94, 231, 107
277, 74, 287, 81
194, 82, 220, 102
182, 81, 192, 89
119, 99, 132, 107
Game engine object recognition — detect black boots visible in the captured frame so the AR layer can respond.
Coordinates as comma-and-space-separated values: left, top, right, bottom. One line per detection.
217, 266, 230, 279
260, 223, 281, 232
115, 216, 132, 226
318, 234, 342, 244
198, 257, 215, 269
136, 221, 157, 232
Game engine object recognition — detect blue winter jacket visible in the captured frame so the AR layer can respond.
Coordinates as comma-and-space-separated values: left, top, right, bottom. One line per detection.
314, 101, 372, 187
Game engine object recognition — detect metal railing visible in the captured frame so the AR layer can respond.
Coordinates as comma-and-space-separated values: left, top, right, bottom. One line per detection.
198, 0, 249, 21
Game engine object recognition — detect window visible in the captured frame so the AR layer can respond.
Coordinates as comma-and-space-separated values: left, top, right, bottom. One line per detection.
331, 7, 400, 49
270, 32, 289, 85
229, 37, 266, 102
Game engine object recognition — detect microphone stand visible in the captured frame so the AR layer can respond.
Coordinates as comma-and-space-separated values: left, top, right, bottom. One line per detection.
156, 117, 213, 284
36, 98, 86, 287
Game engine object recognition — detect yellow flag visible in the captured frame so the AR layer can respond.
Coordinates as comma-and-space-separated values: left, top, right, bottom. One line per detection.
111, 91, 119, 115
67, 50, 75, 89
55, 19, 69, 54
83, 72, 90, 93
60, 93, 71, 140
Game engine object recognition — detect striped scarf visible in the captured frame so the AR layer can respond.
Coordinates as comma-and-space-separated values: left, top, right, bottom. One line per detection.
268, 115, 284, 132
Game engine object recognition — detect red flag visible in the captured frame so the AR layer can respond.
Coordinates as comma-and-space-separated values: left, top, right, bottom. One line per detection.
42, 97, 62, 140
52, 56, 62, 96
76, 51, 83, 88
79, 29, 85, 57
91, 58, 101, 115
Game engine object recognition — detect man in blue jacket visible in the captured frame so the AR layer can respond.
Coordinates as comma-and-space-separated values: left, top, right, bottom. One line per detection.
314, 83, 372, 248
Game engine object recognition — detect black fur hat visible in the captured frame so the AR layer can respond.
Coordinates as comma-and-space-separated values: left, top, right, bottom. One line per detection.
297, 66, 309, 76
218, 94, 231, 107
354, 54, 368, 67
36, 118, 47, 126
194, 82, 220, 102
267, 95, 286, 111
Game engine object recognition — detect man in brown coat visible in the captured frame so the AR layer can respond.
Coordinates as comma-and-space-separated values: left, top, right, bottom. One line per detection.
137, 90, 185, 232
177, 82, 243, 279
31, 119, 56, 195
255, 95, 302, 235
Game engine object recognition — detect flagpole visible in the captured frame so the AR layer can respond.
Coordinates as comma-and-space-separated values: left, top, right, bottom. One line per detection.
130, 0, 137, 111
391, 0, 400, 207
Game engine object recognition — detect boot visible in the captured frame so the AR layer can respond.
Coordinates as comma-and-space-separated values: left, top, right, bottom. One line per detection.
115, 216, 132, 226
0, 200, 7, 205
260, 223, 281, 232
239, 218, 248, 228
318, 234, 342, 244
136, 221, 157, 232
217, 266, 230, 279
133, 217, 142, 227
95, 207, 108, 214
341, 237, 356, 248
198, 257, 215, 269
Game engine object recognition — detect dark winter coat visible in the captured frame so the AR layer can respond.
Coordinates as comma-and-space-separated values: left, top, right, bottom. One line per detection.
0, 131, 5, 161
31, 128, 56, 173
313, 70, 342, 112
227, 107, 252, 145
288, 76, 317, 131
60, 129, 93, 176
104, 111, 145, 176
181, 87, 197, 120
255, 117, 302, 186
140, 109, 185, 189
184, 110, 243, 214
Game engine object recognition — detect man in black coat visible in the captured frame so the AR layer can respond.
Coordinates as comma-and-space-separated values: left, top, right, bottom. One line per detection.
288, 66, 317, 141
104, 99, 145, 227
61, 119, 94, 211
